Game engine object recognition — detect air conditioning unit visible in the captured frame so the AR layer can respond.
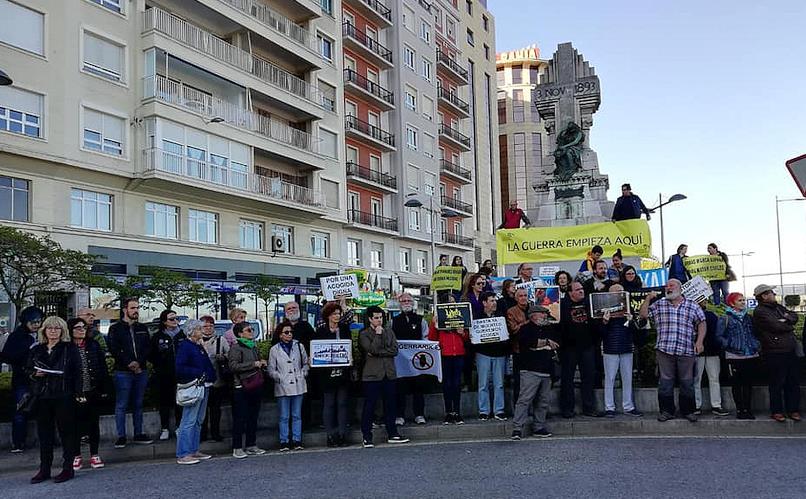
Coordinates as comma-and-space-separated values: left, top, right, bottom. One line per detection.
271, 235, 285, 253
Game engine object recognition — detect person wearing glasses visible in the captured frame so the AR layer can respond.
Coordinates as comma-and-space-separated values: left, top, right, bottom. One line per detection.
68, 318, 109, 471
27, 316, 82, 484
1, 306, 44, 453
76, 308, 106, 352
268, 320, 309, 451
150, 310, 187, 441
228, 322, 267, 458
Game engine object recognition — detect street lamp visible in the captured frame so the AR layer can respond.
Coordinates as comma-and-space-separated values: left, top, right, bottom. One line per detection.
649, 193, 687, 264
728, 251, 755, 296
775, 196, 806, 294
0, 69, 12, 86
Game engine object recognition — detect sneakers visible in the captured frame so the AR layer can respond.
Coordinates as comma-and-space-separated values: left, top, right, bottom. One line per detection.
387, 435, 410, 444
279, 442, 291, 452
133, 434, 153, 445
789, 412, 802, 422
245, 446, 267, 456
693, 409, 702, 416
159, 428, 170, 441
10, 446, 24, 454
53, 469, 74, 483
177, 456, 200, 465
454, 413, 465, 425
192, 452, 212, 460
442, 414, 454, 425
292, 441, 304, 451
478, 413, 490, 421
72, 456, 83, 471
684, 413, 698, 423
494, 413, 508, 421
657, 412, 674, 422
362, 439, 374, 448
772, 413, 786, 422
232, 449, 248, 459
510, 430, 522, 441
414, 416, 427, 425
626, 409, 644, 417
532, 428, 552, 438
712, 407, 730, 417
395, 417, 405, 426
114, 437, 127, 449
90, 455, 105, 469
604, 410, 616, 418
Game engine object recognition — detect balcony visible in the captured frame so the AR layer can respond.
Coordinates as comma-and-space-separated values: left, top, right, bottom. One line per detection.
441, 231, 474, 248
439, 123, 471, 151
343, 0, 392, 27
348, 209, 399, 233
440, 159, 472, 184
142, 147, 325, 212
345, 115, 396, 151
143, 8, 333, 117
344, 69, 394, 110
441, 195, 473, 216
436, 48, 468, 84
346, 161, 397, 192
342, 22, 393, 68
437, 85, 470, 117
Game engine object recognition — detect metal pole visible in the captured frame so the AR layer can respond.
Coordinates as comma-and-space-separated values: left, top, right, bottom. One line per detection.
741, 252, 747, 297
775, 196, 784, 295
659, 193, 665, 264
430, 198, 437, 309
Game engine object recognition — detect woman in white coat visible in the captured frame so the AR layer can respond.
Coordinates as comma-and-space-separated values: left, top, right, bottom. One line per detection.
268, 320, 309, 451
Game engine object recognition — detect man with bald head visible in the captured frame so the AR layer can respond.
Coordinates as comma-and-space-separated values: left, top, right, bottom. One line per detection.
639, 278, 706, 422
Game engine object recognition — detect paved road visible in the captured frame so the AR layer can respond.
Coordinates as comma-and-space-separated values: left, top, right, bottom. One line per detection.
1, 437, 805, 498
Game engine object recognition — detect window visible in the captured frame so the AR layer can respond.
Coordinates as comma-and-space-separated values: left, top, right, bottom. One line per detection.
0, 175, 29, 222
497, 93, 506, 125
83, 108, 124, 156
404, 46, 416, 69
347, 239, 361, 266
513, 133, 527, 202
404, 86, 417, 111
416, 250, 428, 274
403, 5, 415, 31
421, 57, 432, 81
466, 0, 472, 14
531, 102, 541, 123
322, 178, 339, 209
420, 19, 431, 43
408, 208, 420, 231
496, 68, 504, 87
531, 132, 542, 168
424, 172, 436, 196
320, 0, 333, 15
317, 33, 333, 61
423, 133, 435, 158
240, 220, 263, 250
512, 89, 524, 123
406, 126, 418, 150
482, 15, 489, 31
0, 0, 44, 55
369, 155, 381, 172
0, 86, 43, 138
407, 164, 420, 190
83, 31, 124, 82
483, 44, 490, 60
272, 224, 294, 254
88, 0, 122, 14
319, 80, 336, 112
370, 242, 384, 269
433, 5, 442, 28
311, 231, 330, 258
399, 248, 411, 272
466, 29, 474, 46
424, 209, 432, 234
529, 65, 540, 85
145, 201, 177, 239
446, 18, 456, 41
188, 209, 217, 244
511, 64, 522, 84
319, 127, 338, 158
71, 188, 112, 231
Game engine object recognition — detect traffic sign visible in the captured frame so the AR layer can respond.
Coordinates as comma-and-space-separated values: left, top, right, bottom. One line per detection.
785, 154, 806, 197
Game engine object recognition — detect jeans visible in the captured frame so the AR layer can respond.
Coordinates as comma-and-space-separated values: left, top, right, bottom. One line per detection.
202, 386, 227, 440
560, 346, 597, 414
476, 353, 506, 415
12, 385, 29, 449
114, 370, 149, 438
231, 387, 261, 450
322, 385, 349, 439
512, 371, 551, 432
656, 351, 696, 415
442, 356, 464, 415
396, 377, 425, 419
176, 387, 209, 458
694, 356, 722, 409
75, 391, 102, 455
728, 357, 758, 414
157, 372, 182, 431
710, 280, 730, 306
361, 378, 397, 441
278, 394, 303, 444
36, 397, 76, 472
603, 353, 634, 411
766, 351, 801, 414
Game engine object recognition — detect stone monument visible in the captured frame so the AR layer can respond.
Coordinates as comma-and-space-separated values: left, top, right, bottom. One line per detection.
529, 43, 613, 226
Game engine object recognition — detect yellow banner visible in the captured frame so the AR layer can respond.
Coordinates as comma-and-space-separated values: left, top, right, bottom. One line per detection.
683, 255, 727, 281
496, 219, 652, 265
431, 266, 464, 291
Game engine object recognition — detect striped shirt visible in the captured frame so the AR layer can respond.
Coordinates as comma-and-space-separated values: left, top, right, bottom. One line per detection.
649, 297, 705, 356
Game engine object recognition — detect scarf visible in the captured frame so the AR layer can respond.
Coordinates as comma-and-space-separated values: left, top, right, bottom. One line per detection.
165, 326, 181, 338
725, 306, 748, 319
237, 337, 255, 349
280, 341, 293, 356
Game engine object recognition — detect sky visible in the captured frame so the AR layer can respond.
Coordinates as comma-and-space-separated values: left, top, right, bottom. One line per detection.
490, 0, 806, 296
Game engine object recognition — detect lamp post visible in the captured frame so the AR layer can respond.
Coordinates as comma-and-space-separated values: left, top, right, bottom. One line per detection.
775, 196, 806, 294
728, 251, 755, 296
649, 193, 687, 264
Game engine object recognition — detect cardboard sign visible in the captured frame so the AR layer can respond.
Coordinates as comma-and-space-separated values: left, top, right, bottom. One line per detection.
309, 339, 353, 367
470, 316, 509, 344
395, 340, 443, 381
431, 266, 464, 291
681, 276, 713, 303
435, 302, 472, 330
589, 291, 631, 319
320, 274, 360, 300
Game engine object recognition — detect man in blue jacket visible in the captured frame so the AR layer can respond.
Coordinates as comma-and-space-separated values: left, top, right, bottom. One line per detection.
611, 184, 652, 221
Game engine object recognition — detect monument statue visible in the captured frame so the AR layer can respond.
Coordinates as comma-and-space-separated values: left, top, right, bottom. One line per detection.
553, 122, 584, 181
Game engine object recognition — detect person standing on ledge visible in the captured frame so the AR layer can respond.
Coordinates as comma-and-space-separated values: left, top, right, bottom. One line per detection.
611, 183, 652, 221
498, 201, 531, 229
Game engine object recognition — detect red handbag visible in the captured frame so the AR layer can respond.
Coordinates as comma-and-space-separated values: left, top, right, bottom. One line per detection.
240, 370, 264, 393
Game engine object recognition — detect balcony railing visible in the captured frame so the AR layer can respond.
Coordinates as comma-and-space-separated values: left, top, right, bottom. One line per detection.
346, 161, 397, 189
349, 0, 392, 23
348, 209, 398, 232
143, 8, 333, 110
145, 75, 320, 155
345, 115, 395, 148
441, 195, 473, 214
440, 159, 472, 181
437, 86, 469, 113
442, 231, 473, 247
439, 123, 470, 148
436, 48, 468, 80
143, 147, 324, 207
342, 22, 393, 64
344, 69, 394, 106
215, 0, 318, 54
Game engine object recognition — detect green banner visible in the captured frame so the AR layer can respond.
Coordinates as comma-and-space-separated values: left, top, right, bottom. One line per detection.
431, 266, 464, 291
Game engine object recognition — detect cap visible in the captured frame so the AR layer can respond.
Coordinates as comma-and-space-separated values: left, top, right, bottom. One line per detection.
199, 315, 215, 324
528, 304, 550, 315
753, 284, 775, 297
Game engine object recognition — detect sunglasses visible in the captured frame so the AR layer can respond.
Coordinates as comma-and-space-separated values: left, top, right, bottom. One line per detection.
281, 329, 293, 334
73, 325, 87, 331
167, 317, 178, 321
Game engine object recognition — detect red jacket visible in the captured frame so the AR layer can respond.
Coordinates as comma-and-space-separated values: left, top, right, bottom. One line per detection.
500, 208, 530, 229
428, 321, 468, 356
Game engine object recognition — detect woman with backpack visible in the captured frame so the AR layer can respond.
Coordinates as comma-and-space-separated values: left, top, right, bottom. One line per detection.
268, 320, 309, 452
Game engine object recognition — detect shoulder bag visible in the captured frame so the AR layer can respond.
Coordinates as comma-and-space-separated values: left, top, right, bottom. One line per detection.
176, 375, 205, 407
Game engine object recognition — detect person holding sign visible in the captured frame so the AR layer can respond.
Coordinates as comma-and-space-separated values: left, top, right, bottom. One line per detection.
706, 243, 733, 306
666, 244, 691, 284
429, 297, 470, 425
598, 285, 643, 418
312, 302, 353, 447
474, 292, 509, 421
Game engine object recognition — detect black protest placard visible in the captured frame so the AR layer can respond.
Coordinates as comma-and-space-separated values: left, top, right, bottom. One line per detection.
589, 291, 630, 319
435, 302, 472, 330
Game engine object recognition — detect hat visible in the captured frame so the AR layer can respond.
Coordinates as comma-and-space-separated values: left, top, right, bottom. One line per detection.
528, 304, 550, 315
199, 315, 215, 324
753, 284, 775, 297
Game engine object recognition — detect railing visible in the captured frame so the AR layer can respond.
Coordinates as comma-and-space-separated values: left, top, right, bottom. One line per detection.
349, 0, 392, 22
437, 86, 469, 113
442, 231, 473, 247
440, 159, 472, 181
215, 0, 318, 54
345, 115, 395, 147
344, 69, 394, 106
436, 48, 468, 80
252, 175, 324, 207
439, 123, 470, 148
441, 195, 473, 214
342, 22, 393, 64
346, 161, 397, 189
143, 147, 249, 189
418, 0, 432, 13
348, 209, 398, 231
146, 75, 319, 154
143, 8, 333, 110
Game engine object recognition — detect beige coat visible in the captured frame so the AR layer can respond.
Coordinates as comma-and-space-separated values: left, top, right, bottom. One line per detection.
267, 340, 309, 397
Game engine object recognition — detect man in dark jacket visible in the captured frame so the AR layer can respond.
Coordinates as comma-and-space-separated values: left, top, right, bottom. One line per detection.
752, 284, 801, 421
583, 260, 614, 296
392, 293, 429, 425
611, 183, 651, 221
559, 282, 603, 418
106, 298, 153, 448
150, 310, 186, 441
1, 306, 43, 452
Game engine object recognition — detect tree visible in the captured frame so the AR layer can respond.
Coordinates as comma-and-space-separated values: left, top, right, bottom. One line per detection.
102, 267, 217, 313
239, 275, 282, 326
0, 226, 108, 312
784, 295, 801, 309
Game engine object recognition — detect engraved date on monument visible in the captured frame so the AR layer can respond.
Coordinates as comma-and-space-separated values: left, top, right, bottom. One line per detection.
536, 81, 598, 100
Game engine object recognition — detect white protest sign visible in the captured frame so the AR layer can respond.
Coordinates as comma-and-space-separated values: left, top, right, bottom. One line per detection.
320, 274, 360, 300
394, 340, 442, 382
681, 276, 712, 303
309, 339, 353, 367
470, 316, 509, 345
539, 266, 560, 276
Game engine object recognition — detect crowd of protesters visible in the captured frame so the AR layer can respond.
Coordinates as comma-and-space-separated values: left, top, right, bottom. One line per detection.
0, 240, 803, 483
